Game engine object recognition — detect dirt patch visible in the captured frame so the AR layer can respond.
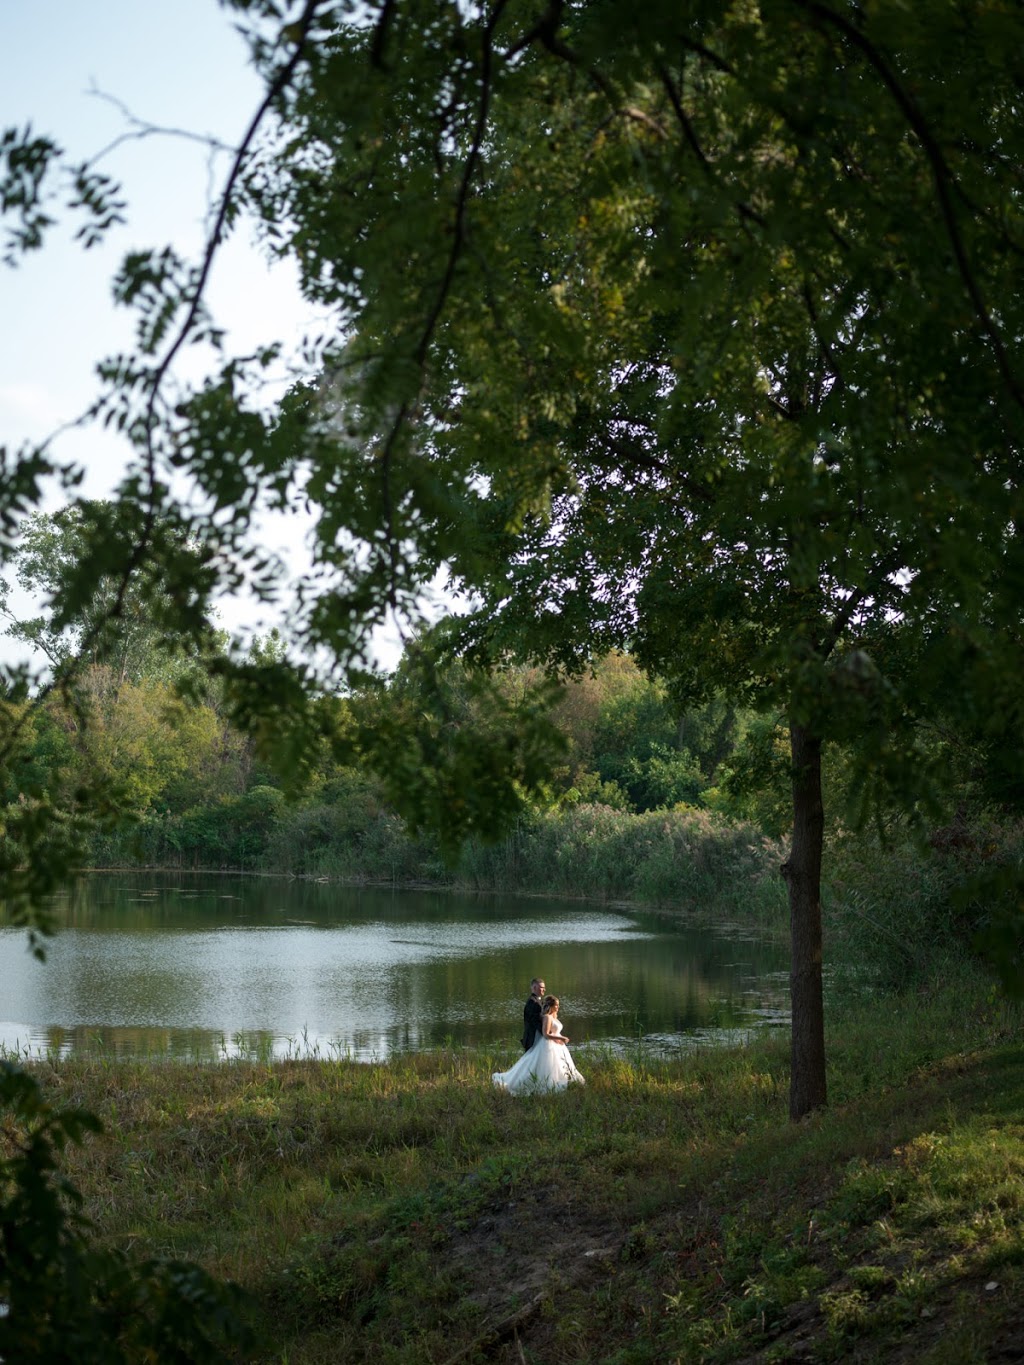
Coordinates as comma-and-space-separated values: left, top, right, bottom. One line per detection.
429, 1183, 628, 1362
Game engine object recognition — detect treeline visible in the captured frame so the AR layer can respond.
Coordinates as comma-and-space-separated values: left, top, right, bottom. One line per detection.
4, 639, 1021, 992
29, 648, 786, 882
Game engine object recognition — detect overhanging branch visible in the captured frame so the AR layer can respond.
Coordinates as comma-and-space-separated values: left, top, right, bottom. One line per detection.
796, 0, 1024, 421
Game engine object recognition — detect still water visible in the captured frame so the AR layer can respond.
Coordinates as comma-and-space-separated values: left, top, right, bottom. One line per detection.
0, 872, 790, 1061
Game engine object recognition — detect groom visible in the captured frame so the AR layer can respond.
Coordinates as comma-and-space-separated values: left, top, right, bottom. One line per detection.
522, 977, 545, 1051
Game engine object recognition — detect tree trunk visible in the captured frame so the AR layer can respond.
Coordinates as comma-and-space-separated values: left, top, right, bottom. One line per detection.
782, 720, 827, 1120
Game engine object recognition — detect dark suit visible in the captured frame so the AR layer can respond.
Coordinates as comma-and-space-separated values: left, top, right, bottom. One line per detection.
522, 994, 542, 1051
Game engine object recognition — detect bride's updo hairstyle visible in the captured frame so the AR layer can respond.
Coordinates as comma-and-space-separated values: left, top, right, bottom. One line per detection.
542, 995, 559, 1013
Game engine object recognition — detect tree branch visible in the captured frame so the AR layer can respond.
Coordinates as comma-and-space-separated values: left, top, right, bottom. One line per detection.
370, 0, 398, 69
86, 88, 236, 164
796, 0, 1024, 419
598, 433, 716, 504
800, 280, 847, 402
502, 0, 564, 62
622, 106, 669, 141
821, 547, 904, 656
374, 0, 509, 620
92, 0, 323, 657
657, 64, 765, 230
0, 3, 323, 765
657, 65, 710, 171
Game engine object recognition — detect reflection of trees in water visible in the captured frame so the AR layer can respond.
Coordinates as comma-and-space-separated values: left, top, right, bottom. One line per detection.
409, 930, 786, 1003
3, 874, 789, 1059
35, 873, 577, 930
407, 930, 789, 1049
35, 1025, 277, 1063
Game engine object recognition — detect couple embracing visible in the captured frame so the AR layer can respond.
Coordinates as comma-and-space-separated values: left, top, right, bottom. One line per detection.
492, 976, 586, 1094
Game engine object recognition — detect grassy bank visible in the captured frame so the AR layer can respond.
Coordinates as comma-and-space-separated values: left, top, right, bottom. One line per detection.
22, 977, 1024, 1363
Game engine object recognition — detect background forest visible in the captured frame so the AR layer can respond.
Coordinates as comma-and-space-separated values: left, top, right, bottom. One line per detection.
3, 503, 1019, 1002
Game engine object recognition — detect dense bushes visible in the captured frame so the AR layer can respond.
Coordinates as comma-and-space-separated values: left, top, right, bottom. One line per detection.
455, 803, 787, 915
86, 782, 789, 917
823, 819, 1024, 992
0, 1063, 251, 1363
90, 786, 285, 870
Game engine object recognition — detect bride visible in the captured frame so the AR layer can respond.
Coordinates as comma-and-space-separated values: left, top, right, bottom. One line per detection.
492, 995, 586, 1093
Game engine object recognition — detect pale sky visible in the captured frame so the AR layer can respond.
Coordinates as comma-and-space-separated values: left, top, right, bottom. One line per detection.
1, 0, 349, 662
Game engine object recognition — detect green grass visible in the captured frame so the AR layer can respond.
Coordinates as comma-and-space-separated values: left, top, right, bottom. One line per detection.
18, 979, 1024, 1364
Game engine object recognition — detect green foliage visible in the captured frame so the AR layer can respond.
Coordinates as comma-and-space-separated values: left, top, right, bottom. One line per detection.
1, 0, 1021, 797
713, 716, 794, 838
590, 682, 706, 811
0, 502, 214, 681
531, 654, 748, 813
454, 802, 787, 916
0, 1061, 252, 1362
560, 768, 632, 812
825, 821, 1024, 993
0, 725, 117, 954
0, 124, 125, 263
157, 786, 285, 870
346, 644, 567, 862
258, 766, 442, 881
1, 0, 1023, 1123
613, 743, 707, 813
0, 700, 70, 807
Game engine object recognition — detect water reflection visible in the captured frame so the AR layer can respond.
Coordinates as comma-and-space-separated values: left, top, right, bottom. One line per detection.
0, 872, 790, 1061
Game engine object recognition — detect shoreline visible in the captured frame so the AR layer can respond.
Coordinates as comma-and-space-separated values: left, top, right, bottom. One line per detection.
69, 861, 788, 931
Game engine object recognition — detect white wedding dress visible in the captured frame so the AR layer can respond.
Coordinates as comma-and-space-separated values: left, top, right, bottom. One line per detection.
492, 1017, 585, 1093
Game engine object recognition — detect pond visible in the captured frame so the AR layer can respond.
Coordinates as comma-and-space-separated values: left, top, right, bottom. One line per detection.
0, 872, 790, 1062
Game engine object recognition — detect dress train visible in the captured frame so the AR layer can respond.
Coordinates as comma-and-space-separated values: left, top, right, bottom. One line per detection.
492, 1017, 585, 1093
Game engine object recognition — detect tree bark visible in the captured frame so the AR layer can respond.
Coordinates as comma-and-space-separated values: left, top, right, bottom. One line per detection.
782, 720, 827, 1120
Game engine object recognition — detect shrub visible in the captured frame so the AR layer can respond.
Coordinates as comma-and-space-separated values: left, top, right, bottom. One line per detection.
0, 1062, 253, 1363
823, 819, 1024, 991
456, 803, 786, 915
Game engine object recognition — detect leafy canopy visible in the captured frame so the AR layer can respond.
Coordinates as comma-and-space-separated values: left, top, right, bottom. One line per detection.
4, 1, 1021, 807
